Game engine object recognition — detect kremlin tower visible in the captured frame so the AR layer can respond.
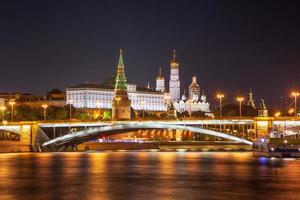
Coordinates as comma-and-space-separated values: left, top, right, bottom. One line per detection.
169, 50, 180, 101
112, 49, 131, 120
155, 67, 165, 92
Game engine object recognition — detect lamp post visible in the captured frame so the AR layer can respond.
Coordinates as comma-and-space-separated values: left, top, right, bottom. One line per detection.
236, 97, 244, 118
0, 106, 6, 121
216, 94, 224, 118
9, 101, 15, 122
291, 91, 300, 117
69, 100, 73, 119
42, 104, 48, 120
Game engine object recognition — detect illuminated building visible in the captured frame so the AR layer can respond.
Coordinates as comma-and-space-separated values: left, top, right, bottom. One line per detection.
155, 67, 165, 92
112, 49, 131, 119
173, 76, 210, 115
188, 76, 201, 101
66, 51, 167, 112
258, 99, 268, 117
169, 50, 180, 101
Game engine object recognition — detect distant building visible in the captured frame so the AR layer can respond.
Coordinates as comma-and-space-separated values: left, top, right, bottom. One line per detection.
47, 89, 65, 100
66, 50, 167, 112
169, 50, 180, 101
173, 92, 210, 115
188, 76, 201, 101
173, 76, 210, 115
258, 99, 268, 117
156, 67, 165, 92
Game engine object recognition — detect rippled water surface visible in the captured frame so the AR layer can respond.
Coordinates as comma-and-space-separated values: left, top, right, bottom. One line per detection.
1, 152, 300, 200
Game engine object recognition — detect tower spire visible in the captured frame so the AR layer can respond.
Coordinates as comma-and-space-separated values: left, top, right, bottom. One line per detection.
173, 50, 176, 61
118, 48, 124, 67
247, 88, 256, 109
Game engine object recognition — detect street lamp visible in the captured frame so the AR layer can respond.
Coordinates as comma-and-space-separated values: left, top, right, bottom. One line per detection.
291, 91, 300, 117
0, 106, 6, 121
236, 97, 244, 118
69, 100, 73, 119
274, 112, 281, 117
42, 104, 48, 120
216, 93, 224, 117
288, 108, 295, 115
9, 100, 15, 122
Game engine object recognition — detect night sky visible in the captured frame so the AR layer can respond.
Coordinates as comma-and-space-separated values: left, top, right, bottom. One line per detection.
1, 0, 300, 108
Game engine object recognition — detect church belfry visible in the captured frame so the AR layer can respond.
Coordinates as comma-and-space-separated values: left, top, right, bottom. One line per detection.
156, 67, 165, 92
112, 49, 131, 120
169, 50, 180, 101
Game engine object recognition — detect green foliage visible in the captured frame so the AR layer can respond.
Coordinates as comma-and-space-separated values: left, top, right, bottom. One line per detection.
215, 104, 258, 117
74, 110, 90, 120
47, 106, 68, 120
15, 105, 41, 121
103, 110, 112, 120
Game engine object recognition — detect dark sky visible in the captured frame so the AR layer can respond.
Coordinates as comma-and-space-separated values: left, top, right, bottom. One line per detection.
0, 0, 300, 108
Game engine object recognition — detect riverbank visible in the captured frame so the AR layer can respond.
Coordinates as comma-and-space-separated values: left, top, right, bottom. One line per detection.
0, 141, 252, 153
77, 141, 251, 152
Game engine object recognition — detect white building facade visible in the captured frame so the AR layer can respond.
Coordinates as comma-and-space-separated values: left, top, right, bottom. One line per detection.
156, 67, 165, 93
169, 50, 180, 101
66, 83, 167, 112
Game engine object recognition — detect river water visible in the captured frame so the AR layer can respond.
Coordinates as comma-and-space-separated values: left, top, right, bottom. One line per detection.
0, 151, 300, 200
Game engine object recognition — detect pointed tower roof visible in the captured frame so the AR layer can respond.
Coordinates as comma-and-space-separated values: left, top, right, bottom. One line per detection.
247, 88, 256, 109
118, 49, 124, 67
156, 67, 164, 80
170, 49, 179, 69
114, 49, 128, 90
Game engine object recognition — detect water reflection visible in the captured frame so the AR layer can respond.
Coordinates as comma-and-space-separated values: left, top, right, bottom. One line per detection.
0, 152, 300, 200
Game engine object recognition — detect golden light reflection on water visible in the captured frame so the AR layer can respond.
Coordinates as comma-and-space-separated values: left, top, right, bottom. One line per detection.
0, 152, 300, 200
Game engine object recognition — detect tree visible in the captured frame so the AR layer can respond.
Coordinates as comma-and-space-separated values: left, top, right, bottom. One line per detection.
15, 105, 41, 121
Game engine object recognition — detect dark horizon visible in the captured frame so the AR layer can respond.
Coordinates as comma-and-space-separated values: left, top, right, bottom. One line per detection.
1, 0, 300, 109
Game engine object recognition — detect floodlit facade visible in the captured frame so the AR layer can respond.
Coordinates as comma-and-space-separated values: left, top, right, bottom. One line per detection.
173, 76, 210, 115
169, 50, 180, 101
155, 67, 165, 92
66, 84, 167, 112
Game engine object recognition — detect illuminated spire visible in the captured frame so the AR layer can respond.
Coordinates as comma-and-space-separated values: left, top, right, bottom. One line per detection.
157, 67, 164, 80
173, 50, 176, 62
118, 48, 124, 67
115, 49, 127, 90
170, 49, 179, 69
247, 88, 256, 109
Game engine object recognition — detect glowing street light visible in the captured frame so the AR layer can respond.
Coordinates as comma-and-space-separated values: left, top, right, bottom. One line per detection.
0, 106, 6, 121
9, 100, 15, 122
291, 91, 300, 117
274, 112, 281, 117
42, 104, 48, 120
236, 97, 244, 118
288, 108, 295, 115
2, 120, 7, 126
216, 93, 224, 117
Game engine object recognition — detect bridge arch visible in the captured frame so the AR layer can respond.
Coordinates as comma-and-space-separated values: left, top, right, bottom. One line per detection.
42, 122, 253, 148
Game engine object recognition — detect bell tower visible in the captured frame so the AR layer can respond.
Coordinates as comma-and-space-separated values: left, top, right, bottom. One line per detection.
169, 50, 180, 101
156, 67, 165, 92
112, 49, 131, 120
